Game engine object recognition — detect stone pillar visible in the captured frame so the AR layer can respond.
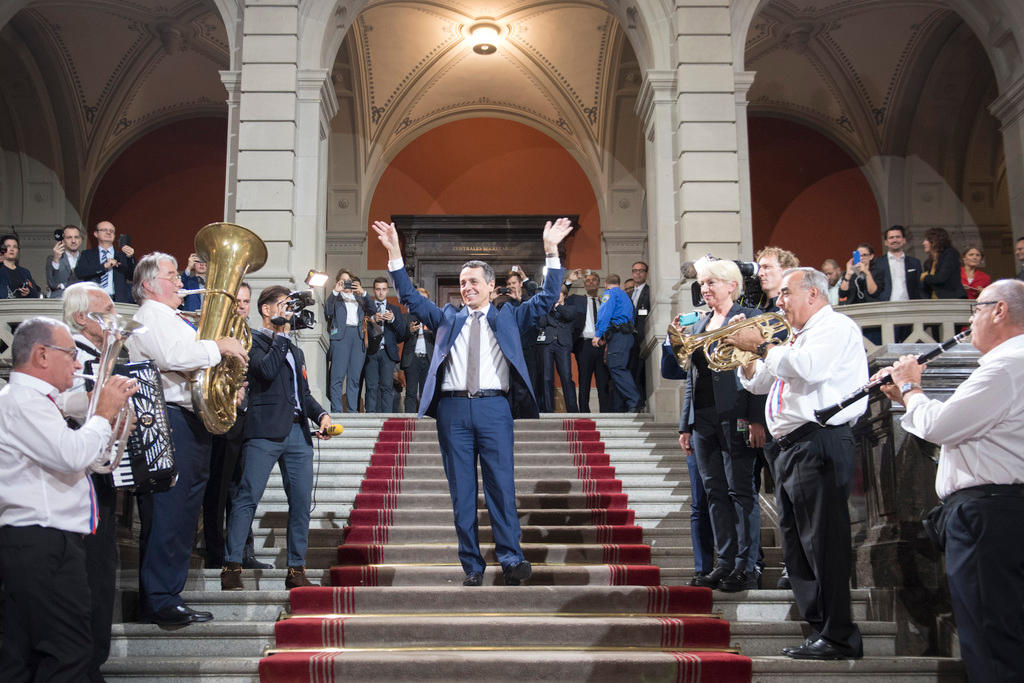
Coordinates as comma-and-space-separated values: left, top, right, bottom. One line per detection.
733, 71, 755, 259
637, 70, 681, 422
220, 70, 241, 220
853, 344, 979, 656
232, 0, 335, 403
990, 73, 1024, 242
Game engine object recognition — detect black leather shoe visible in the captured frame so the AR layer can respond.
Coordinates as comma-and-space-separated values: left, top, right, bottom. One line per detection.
786, 637, 861, 660
148, 604, 213, 626
242, 555, 273, 570
780, 636, 817, 656
686, 572, 708, 587
719, 568, 761, 592
463, 572, 483, 587
691, 565, 731, 589
502, 561, 532, 586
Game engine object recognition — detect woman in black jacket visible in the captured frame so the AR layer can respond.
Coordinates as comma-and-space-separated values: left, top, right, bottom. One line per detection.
920, 227, 966, 299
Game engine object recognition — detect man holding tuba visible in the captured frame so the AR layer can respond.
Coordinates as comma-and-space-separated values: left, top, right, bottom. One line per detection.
126, 252, 248, 626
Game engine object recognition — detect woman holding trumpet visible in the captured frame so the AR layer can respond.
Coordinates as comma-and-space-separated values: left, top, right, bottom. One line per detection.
679, 258, 767, 591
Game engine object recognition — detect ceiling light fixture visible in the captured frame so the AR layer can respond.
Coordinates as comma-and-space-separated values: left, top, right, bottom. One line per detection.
469, 22, 500, 55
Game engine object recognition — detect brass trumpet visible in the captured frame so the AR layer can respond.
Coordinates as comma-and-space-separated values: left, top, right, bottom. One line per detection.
668, 312, 791, 372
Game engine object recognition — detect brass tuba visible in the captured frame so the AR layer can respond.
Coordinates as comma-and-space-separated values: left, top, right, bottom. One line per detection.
668, 312, 791, 372
189, 222, 267, 434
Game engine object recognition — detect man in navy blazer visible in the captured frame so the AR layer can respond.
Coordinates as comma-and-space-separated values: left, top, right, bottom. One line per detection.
221, 285, 334, 592
372, 217, 573, 587
875, 225, 922, 301
362, 276, 407, 412
74, 221, 135, 303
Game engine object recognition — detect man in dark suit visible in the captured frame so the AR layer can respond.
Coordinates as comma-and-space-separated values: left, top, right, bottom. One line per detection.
536, 287, 578, 412
565, 270, 612, 412
220, 285, 334, 591
629, 261, 651, 408
400, 286, 436, 413
875, 225, 922, 302
363, 277, 407, 412
324, 270, 368, 412
74, 220, 136, 303
46, 224, 83, 298
179, 252, 207, 312
373, 217, 572, 586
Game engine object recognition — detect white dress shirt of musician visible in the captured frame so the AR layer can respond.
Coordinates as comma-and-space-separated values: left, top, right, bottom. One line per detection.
52, 282, 117, 421
731, 267, 869, 437
125, 252, 247, 409
880, 279, 1024, 499
0, 317, 135, 534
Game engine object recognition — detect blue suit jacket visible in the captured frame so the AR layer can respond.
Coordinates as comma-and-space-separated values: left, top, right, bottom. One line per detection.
363, 299, 407, 362
74, 247, 135, 303
244, 329, 326, 445
179, 272, 203, 312
390, 264, 564, 419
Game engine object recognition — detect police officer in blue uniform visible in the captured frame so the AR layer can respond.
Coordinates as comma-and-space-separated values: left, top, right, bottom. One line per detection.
594, 273, 642, 411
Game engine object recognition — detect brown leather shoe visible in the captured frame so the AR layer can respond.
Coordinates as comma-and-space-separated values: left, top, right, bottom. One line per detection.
220, 562, 243, 591
285, 565, 314, 589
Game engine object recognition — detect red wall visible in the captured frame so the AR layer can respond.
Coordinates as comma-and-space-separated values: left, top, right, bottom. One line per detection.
367, 117, 601, 270
88, 117, 227, 266
748, 116, 881, 267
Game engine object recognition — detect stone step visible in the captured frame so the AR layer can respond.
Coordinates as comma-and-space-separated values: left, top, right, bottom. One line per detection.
329, 563, 661, 587
340, 524, 646, 544
116, 568, 331, 592
101, 656, 259, 682
342, 507, 637, 526
109, 622, 273, 657
749, 656, 965, 682
356, 478, 623, 494
335, 542, 653, 565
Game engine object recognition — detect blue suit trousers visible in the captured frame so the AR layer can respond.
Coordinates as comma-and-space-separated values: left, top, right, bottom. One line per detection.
434, 395, 524, 575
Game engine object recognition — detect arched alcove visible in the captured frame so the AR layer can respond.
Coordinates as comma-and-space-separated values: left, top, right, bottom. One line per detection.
88, 117, 227, 263
366, 117, 601, 270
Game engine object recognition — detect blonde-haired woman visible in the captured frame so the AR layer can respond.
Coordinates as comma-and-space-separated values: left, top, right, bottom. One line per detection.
679, 258, 766, 591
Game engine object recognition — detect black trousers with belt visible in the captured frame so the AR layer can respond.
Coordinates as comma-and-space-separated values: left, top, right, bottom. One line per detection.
943, 487, 1024, 682
775, 424, 862, 655
404, 354, 430, 413
0, 525, 93, 682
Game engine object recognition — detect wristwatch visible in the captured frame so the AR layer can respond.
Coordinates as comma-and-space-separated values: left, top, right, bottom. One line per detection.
899, 381, 922, 397
755, 340, 772, 358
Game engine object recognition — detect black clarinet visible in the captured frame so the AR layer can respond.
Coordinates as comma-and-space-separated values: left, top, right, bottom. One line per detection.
813, 329, 972, 426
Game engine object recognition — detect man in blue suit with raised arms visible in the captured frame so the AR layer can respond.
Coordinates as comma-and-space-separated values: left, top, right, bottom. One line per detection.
372, 217, 573, 587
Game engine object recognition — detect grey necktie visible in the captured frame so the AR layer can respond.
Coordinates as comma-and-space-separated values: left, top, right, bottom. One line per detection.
466, 311, 482, 395
100, 249, 111, 290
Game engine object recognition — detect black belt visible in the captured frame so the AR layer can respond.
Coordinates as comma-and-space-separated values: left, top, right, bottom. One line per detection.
945, 483, 1024, 503
439, 390, 506, 399
775, 421, 843, 450
415, 353, 428, 358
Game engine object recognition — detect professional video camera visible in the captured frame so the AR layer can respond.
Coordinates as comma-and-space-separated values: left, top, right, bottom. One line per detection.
270, 289, 317, 331
684, 256, 765, 310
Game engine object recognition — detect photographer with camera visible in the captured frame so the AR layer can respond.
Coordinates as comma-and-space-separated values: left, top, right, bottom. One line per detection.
363, 277, 407, 413
838, 243, 886, 305
74, 221, 135, 303
46, 225, 84, 298
221, 285, 334, 592
0, 234, 42, 299
325, 270, 368, 413
180, 252, 207, 312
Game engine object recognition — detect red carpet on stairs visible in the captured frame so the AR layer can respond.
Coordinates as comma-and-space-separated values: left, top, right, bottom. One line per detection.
259, 417, 752, 682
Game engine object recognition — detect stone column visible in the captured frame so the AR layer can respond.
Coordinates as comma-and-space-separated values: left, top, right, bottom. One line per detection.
231, 0, 335, 403
219, 70, 241, 220
734, 70, 755, 259
990, 73, 1024, 242
637, 70, 681, 422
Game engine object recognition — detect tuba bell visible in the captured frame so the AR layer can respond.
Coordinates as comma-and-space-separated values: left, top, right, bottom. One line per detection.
189, 222, 267, 434
668, 312, 791, 372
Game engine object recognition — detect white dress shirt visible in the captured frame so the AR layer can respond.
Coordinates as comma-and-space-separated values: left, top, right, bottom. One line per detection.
827, 282, 840, 307
51, 252, 80, 270
887, 252, 909, 301
901, 334, 1024, 500
739, 305, 869, 438
441, 306, 508, 392
340, 293, 361, 326
414, 325, 427, 355
631, 283, 646, 307
126, 298, 221, 410
583, 295, 599, 339
0, 372, 112, 534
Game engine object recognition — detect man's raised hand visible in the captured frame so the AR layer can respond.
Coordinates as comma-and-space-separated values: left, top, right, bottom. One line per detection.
372, 220, 402, 259
542, 217, 574, 252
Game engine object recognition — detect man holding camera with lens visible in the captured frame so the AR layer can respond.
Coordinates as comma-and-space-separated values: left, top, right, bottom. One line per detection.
221, 285, 334, 591
46, 225, 84, 298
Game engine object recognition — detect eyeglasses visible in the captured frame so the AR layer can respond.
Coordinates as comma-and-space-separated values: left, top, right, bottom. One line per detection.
969, 300, 999, 315
157, 274, 183, 284
631, 268, 647, 273
41, 343, 77, 359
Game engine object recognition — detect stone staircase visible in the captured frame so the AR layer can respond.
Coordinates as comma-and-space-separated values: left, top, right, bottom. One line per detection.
100, 414, 964, 682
